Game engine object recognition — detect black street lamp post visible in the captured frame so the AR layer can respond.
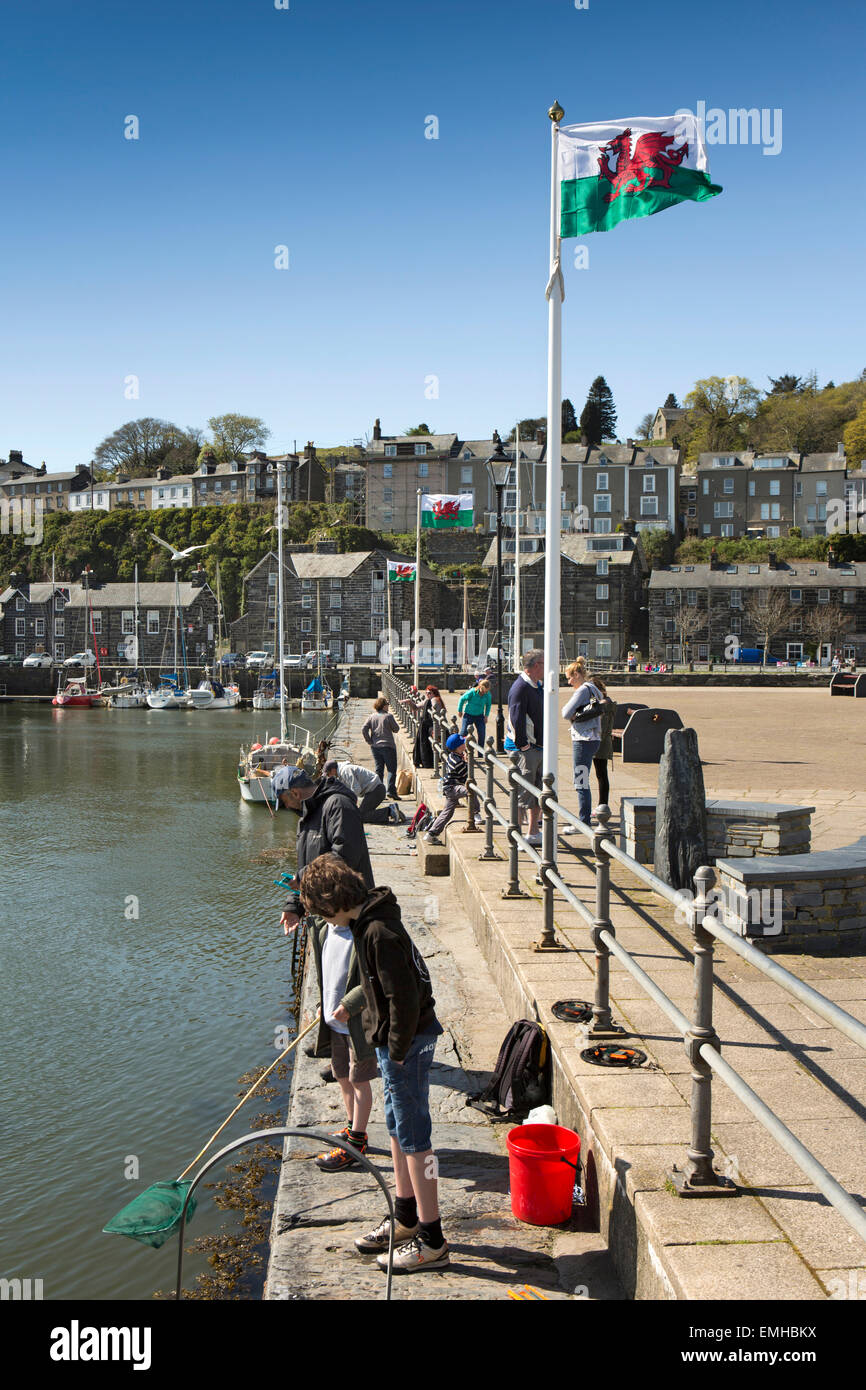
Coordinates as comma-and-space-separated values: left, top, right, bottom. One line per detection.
487, 432, 512, 751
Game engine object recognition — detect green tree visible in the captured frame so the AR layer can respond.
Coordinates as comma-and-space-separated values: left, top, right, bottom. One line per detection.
506, 418, 546, 442
94, 418, 189, 477
767, 373, 804, 395
636, 412, 655, 439
561, 398, 578, 436
843, 401, 866, 464
404, 423, 432, 436
679, 375, 760, 461
206, 414, 270, 462
579, 376, 617, 445
663, 392, 679, 409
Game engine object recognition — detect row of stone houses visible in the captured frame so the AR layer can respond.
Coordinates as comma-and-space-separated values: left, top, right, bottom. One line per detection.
230, 542, 462, 664
648, 552, 866, 664
0, 570, 218, 666
679, 447, 852, 541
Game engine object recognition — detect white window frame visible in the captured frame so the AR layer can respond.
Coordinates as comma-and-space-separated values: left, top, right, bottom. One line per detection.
596, 583, 609, 600
147, 611, 159, 634
593, 517, 611, 534
121, 611, 134, 635
643, 474, 656, 493
384, 446, 397, 458
640, 496, 659, 516
596, 610, 609, 627
596, 557, 609, 576
730, 590, 742, 609
595, 638, 611, 659
594, 493, 611, 513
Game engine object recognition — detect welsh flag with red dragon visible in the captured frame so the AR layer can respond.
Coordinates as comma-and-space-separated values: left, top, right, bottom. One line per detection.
558, 113, 721, 237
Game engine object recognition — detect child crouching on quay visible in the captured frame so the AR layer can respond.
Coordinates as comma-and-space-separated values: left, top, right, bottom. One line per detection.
423, 732, 469, 845
299, 854, 449, 1273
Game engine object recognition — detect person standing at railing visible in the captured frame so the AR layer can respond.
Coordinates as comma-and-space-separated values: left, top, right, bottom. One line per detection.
505, 649, 544, 849
589, 677, 617, 817
457, 678, 491, 747
361, 696, 401, 799
562, 659, 603, 826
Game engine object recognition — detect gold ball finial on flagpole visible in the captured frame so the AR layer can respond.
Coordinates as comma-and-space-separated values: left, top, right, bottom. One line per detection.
548, 101, 564, 123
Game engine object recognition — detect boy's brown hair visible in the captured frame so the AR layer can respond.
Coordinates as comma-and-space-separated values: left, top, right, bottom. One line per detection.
299, 854, 369, 917
372, 696, 389, 712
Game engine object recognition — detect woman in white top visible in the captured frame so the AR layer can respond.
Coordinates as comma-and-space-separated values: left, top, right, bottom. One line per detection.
562, 658, 603, 825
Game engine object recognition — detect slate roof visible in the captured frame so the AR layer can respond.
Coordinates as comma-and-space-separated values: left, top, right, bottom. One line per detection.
482, 534, 644, 569
649, 562, 864, 589
288, 550, 439, 582
63, 582, 213, 606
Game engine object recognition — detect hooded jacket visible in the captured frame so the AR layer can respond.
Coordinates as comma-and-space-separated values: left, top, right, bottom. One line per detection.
309, 919, 375, 1063
283, 777, 374, 915
349, 886, 442, 1062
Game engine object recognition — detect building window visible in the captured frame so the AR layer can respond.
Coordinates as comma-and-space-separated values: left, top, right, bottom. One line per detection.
214, 481, 222, 493
362, 640, 377, 657
414, 443, 427, 456
16, 596, 25, 611
91, 613, 102, 635
329, 616, 341, 633
382, 487, 393, 503
664, 617, 675, 634
596, 473, 608, 490
122, 611, 134, 635
594, 493, 611, 513
147, 612, 159, 634
818, 588, 830, 603
665, 590, 676, 606
687, 589, 697, 606
15, 617, 25, 637
417, 461, 429, 477
372, 571, 385, 590
372, 593, 385, 614
790, 615, 802, 632
330, 593, 341, 608
330, 577, 341, 589
330, 640, 341, 658
460, 465, 473, 485
730, 615, 741, 633
301, 618, 312, 633
595, 638, 611, 659
15, 641, 24, 656
54, 642, 64, 660
723, 477, 734, 494
643, 474, 656, 493
55, 618, 64, 636
730, 590, 742, 608
767, 526, 780, 537
791, 589, 802, 604
714, 501, 734, 518
596, 557, 608, 576
769, 479, 781, 496
640, 496, 659, 516
302, 595, 312, 609
302, 578, 312, 589
593, 517, 611, 534
843, 590, 856, 604
384, 446, 397, 458
816, 480, 828, 497
596, 583, 609, 600
596, 611, 608, 627
702, 478, 709, 495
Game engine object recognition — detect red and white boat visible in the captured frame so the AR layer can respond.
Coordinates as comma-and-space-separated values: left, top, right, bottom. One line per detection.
52, 677, 98, 708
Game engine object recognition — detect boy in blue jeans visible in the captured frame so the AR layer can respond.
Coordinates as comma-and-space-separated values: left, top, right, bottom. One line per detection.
299, 853, 449, 1273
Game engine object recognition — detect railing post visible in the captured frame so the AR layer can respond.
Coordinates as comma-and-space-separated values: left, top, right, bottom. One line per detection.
533, 773, 565, 951
432, 710, 442, 778
462, 735, 481, 833
670, 864, 736, 1197
478, 740, 501, 861
584, 804, 620, 1035
502, 751, 527, 898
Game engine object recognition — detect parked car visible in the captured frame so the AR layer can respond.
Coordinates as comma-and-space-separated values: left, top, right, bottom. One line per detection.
281, 653, 305, 668
304, 649, 335, 669
63, 650, 97, 668
0, 653, 22, 667
219, 653, 243, 669
245, 650, 273, 670
23, 652, 54, 668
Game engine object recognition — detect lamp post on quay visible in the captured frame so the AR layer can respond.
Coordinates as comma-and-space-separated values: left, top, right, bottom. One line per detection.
487, 431, 512, 751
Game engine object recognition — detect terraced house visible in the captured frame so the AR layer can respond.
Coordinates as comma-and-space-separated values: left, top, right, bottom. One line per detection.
648, 552, 866, 665
693, 447, 848, 539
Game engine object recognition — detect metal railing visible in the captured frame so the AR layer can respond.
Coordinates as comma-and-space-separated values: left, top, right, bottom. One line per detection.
382, 670, 866, 1249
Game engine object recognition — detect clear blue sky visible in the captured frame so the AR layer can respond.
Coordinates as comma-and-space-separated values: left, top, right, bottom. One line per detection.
1, 0, 863, 469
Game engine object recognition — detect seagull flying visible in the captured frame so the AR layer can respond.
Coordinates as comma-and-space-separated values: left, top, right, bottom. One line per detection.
149, 534, 208, 563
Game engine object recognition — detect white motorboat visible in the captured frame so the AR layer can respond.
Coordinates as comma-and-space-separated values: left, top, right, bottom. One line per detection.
146, 675, 186, 710
107, 683, 148, 709
187, 678, 241, 710
252, 672, 279, 711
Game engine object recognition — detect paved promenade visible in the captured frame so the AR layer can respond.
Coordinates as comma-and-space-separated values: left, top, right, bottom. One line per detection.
265, 701, 624, 1301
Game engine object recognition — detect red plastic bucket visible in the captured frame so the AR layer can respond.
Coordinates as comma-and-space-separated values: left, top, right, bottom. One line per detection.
506, 1124, 581, 1226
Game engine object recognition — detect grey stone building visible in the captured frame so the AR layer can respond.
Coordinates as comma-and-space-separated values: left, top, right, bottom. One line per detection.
0, 570, 218, 666
483, 529, 648, 663
231, 542, 461, 663
0, 462, 96, 514
648, 552, 866, 664
695, 448, 848, 540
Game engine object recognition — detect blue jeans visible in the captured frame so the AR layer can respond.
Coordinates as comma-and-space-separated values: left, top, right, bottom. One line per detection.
376, 1033, 439, 1153
372, 744, 398, 794
460, 714, 486, 748
572, 738, 600, 824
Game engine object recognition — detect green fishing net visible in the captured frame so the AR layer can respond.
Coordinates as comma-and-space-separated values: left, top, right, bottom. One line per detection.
102, 1181, 197, 1249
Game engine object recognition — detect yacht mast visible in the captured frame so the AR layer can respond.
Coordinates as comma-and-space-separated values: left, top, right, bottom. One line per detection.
276, 463, 287, 743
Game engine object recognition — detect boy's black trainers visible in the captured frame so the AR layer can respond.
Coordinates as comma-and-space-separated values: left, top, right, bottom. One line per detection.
314, 1132, 368, 1171
377, 1234, 450, 1273
354, 1215, 419, 1254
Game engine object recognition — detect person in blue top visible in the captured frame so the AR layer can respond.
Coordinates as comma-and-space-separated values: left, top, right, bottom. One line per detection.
505, 649, 544, 848
457, 678, 491, 747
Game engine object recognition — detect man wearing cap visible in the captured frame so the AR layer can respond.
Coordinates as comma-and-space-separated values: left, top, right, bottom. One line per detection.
422, 733, 469, 846
276, 766, 374, 934
322, 757, 403, 826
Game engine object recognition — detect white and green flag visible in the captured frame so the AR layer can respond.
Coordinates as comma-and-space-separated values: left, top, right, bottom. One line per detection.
420, 493, 473, 528
387, 560, 417, 582
558, 113, 721, 237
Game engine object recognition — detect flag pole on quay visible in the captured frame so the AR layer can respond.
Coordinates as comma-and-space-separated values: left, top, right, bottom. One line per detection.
413, 488, 421, 690
543, 101, 565, 787
386, 557, 394, 674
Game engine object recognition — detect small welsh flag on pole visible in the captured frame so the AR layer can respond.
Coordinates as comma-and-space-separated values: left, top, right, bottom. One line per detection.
420, 493, 474, 529
558, 113, 721, 237
387, 560, 417, 582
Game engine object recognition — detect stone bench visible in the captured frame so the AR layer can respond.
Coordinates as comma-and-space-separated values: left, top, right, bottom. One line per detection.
714, 836, 866, 950
620, 796, 814, 865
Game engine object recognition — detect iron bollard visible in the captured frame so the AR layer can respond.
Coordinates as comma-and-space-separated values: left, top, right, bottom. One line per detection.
478, 740, 501, 861
503, 751, 527, 898
670, 864, 736, 1197
585, 804, 618, 1034
533, 772, 564, 950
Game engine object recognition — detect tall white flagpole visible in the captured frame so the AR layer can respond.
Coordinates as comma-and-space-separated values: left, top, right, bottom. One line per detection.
513, 425, 521, 668
413, 489, 421, 688
276, 462, 287, 743
386, 563, 394, 674
543, 102, 565, 786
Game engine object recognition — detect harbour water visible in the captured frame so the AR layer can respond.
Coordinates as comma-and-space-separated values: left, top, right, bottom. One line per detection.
0, 702, 334, 1301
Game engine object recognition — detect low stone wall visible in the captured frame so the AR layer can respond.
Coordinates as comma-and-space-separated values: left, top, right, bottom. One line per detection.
620, 796, 813, 865
715, 842, 866, 951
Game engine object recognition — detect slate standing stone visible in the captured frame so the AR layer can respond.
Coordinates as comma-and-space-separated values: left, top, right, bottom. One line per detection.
653, 727, 708, 892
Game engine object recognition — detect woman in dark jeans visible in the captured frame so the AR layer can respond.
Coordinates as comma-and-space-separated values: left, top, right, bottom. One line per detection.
591, 678, 617, 812
361, 696, 401, 798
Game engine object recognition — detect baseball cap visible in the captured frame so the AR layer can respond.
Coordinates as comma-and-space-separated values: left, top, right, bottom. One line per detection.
271, 765, 316, 797
445, 733, 465, 752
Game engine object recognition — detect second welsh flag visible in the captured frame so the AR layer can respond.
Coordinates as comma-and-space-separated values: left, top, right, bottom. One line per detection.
420, 493, 473, 529
387, 560, 417, 582
559, 113, 721, 237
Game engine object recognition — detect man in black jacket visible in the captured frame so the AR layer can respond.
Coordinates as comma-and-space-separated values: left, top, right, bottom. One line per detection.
277, 768, 374, 933
299, 855, 449, 1275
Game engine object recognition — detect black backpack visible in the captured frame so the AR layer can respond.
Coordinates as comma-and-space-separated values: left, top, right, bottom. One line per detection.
468, 1020, 550, 1121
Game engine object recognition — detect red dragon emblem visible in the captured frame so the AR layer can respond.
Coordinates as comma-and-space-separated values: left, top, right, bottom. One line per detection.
597, 128, 689, 203
392, 564, 415, 579
432, 498, 460, 520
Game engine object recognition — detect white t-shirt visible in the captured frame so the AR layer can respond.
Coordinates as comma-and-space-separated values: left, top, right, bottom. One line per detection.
563, 681, 602, 742
321, 923, 354, 1034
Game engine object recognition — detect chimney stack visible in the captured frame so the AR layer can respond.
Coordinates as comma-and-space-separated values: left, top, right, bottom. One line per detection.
373, 418, 382, 442
768, 551, 778, 570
